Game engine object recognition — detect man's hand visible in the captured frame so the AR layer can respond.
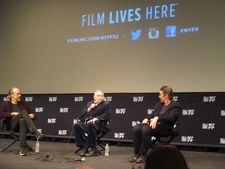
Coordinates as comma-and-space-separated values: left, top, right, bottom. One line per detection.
149, 116, 159, 129
87, 118, 98, 124
87, 102, 98, 112
28, 113, 35, 119
11, 112, 19, 116
142, 118, 149, 124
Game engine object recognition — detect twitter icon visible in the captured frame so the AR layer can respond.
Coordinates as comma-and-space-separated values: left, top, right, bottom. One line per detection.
131, 29, 142, 40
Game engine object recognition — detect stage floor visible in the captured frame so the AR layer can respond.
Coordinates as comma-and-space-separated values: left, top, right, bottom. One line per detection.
0, 139, 225, 169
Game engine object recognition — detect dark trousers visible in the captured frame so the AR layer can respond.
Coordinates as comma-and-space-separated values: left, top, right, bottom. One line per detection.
73, 122, 98, 149
133, 123, 164, 156
10, 111, 37, 148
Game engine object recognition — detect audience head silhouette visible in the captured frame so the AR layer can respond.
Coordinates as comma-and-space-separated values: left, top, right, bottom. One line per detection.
145, 144, 189, 169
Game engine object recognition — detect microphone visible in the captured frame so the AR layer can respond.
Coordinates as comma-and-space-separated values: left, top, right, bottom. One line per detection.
87, 101, 99, 112
93, 100, 99, 105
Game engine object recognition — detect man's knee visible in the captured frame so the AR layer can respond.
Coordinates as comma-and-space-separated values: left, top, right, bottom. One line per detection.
142, 125, 152, 135
19, 118, 26, 126
73, 123, 82, 131
87, 123, 95, 130
133, 123, 143, 134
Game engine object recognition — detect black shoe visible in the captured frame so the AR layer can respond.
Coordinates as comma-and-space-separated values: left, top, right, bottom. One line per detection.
75, 147, 84, 154
85, 149, 100, 157
79, 148, 88, 157
129, 154, 139, 162
136, 155, 146, 163
19, 148, 29, 156
79, 152, 86, 157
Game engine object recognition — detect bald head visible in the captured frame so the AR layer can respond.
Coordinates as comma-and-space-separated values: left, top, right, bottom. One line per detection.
93, 90, 104, 103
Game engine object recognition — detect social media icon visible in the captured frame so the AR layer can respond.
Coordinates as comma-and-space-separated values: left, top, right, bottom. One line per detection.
148, 28, 159, 39
165, 25, 176, 38
131, 29, 142, 40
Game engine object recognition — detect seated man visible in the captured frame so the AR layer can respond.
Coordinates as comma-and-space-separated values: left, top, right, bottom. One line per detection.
129, 85, 181, 163
73, 90, 111, 157
0, 87, 43, 156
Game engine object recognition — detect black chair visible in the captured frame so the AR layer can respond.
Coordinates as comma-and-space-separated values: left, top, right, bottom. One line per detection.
96, 120, 111, 151
0, 118, 34, 152
0, 118, 19, 152
74, 120, 111, 154
151, 122, 180, 145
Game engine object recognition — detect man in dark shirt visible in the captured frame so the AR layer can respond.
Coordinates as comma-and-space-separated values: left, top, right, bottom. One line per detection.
0, 87, 43, 156
73, 90, 111, 157
129, 86, 181, 163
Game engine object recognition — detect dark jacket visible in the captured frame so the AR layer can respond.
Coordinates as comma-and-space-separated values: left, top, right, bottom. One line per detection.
79, 101, 111, 123
0, 101, 33, 119
149, 101, 181, 130
0, 101, 33, 129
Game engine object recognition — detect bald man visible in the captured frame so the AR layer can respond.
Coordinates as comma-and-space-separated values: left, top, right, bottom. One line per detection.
0, 87, 43, 156
73, 90, 111, 157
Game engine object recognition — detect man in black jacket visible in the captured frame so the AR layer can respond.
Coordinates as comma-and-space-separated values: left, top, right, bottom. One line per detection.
73, 90, 111, 157
0, 87, 43, 156
129, 86, 181, 163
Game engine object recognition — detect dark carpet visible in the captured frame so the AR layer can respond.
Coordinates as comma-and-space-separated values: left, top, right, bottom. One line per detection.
0, 139, 225, 169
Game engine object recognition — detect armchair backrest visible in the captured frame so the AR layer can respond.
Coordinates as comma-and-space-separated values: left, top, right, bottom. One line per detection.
98, 120, 110, 134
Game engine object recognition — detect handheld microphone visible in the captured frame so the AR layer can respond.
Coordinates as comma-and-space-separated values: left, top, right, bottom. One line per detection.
93, 100, 99, 105
87, 101, 99, 112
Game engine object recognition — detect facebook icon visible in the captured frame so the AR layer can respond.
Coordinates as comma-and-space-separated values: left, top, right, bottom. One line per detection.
165, 25, 176, 38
